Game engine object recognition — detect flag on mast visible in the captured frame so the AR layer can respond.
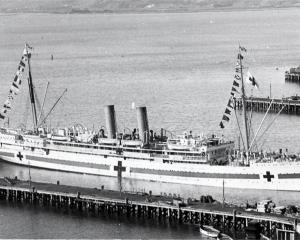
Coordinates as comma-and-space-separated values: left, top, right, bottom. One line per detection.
219, 45, 247, 129
227, 98, 233, 108
222, 115, 230, 121
231, 87, 239, 94
239, 46, 247, 52
225, 108, 231, 115
0, 44, 32, 121
233, 80, 239, 87
234, 74, 241, 80
246, 71, 259, 89
237, 53, 243, 60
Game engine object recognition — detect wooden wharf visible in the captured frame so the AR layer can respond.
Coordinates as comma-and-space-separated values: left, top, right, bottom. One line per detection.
285, 70, 300, 83
0, 177, 299, 239
234, 96, 300, 115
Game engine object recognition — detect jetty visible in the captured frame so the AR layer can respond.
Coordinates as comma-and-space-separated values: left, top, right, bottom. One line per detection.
234, 96, 300, 115
0, 177, 299, 239
285, 66, 300, 83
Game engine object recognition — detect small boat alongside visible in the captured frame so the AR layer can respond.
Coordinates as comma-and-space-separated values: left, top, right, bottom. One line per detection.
217, 233, 234, 240
260, 233, 270, 240
199, 225, 220, 238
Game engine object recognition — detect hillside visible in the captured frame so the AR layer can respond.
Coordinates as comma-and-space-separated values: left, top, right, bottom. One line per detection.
0, 0, 300, 14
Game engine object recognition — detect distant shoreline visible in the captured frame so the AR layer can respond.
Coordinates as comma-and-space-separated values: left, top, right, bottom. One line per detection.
0, 5, 299, 15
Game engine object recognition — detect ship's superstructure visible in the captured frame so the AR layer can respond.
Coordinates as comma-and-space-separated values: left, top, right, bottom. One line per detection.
0, 45, 300, 191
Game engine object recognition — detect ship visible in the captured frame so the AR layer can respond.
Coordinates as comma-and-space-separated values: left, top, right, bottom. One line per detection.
0, 44, 300, 191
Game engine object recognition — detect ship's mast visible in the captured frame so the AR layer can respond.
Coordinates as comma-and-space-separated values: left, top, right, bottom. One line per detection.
239, 48, 250, 162
26, 44, 38, 132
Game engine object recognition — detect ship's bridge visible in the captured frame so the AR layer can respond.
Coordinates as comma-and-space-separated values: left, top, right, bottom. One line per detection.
166, 133, 222, 151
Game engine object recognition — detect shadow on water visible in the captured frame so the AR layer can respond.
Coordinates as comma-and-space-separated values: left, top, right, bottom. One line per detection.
0, 200, 202, 239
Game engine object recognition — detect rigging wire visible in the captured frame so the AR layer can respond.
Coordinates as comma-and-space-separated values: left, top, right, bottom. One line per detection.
38, 88, 67, 128
249, 125, 259, 152
255, 104, 286, 147
33, 85, 43, 121
234, 108, 245, 150
248, 107, 254, 144
249, 114, 260, 152
37, 81, 49, 125
249, 99, 274, 151
21, 92, 31, 129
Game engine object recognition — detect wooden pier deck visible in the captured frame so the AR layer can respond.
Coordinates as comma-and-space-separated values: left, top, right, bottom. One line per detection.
0, 177, 299, 239
234, 96, 300, 115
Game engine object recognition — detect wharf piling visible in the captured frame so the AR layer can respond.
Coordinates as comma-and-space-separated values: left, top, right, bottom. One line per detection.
234, 96, 300, 115
286, 73, 300, 83
0, 177, 299, 239
285, 67, 300, 83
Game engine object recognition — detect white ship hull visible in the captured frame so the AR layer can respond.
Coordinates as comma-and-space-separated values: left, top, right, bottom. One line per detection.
1, 143, 300, 191
2, 45, 298, 192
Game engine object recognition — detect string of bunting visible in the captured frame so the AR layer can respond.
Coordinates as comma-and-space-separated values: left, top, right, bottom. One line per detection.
0, 44, 32, 120
219, 46, 246, 129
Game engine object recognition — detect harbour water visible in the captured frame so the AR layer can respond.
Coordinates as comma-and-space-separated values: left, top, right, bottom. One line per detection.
0, 8, 300, 238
